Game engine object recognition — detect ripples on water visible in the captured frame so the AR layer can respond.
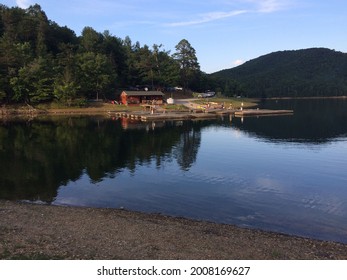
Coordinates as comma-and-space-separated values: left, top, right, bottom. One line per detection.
1, 99, 347, 243
26, 131, 347, 243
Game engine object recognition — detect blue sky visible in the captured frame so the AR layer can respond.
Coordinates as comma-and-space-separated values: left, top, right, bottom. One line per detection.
3, 0, 347, 73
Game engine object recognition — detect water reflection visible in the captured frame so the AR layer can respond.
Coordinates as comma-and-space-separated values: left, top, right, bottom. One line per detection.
1, 99, 347, 202
1, 99, 347, 243
0, 116, 203, 201
174, 128, 201, 171
233, 98, 347, 143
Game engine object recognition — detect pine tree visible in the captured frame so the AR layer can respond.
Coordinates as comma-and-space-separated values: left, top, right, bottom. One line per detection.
173, 39, 200, 90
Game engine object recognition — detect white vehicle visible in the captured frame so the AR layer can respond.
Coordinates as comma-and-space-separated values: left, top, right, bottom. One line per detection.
197, 91, 216, 98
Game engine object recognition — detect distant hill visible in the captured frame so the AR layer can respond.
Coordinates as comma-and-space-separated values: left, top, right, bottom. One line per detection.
211, 48, 347, 98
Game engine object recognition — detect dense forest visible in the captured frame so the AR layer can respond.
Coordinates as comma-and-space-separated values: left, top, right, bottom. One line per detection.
212, 48, 347, 98
0, 4, 214, 105
1, 4, 346, 104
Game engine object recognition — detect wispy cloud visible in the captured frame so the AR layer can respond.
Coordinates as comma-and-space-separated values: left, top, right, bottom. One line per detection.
16, 0, 32, 9
167, 0, 291, 27
168, 10, 247, 27
248, 0, 290, 13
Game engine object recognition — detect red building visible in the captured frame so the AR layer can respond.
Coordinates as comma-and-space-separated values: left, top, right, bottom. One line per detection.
120, 91, 165, 105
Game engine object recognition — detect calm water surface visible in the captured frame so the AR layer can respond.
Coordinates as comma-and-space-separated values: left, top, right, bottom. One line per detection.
1, 99, 347, 243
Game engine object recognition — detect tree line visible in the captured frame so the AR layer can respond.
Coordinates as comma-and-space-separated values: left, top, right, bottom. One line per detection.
0, 4, 217, 105
6, 4, 341, 103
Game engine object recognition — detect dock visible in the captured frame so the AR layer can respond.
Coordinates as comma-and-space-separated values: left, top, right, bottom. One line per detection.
108, 108, 293, 122
234, 109, 293, 117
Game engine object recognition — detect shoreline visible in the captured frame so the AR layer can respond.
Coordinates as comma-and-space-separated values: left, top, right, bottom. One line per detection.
1, 200, 347, 260
1, 99, 346, 260
1, 96, 345, 118
0, 105, 115, 118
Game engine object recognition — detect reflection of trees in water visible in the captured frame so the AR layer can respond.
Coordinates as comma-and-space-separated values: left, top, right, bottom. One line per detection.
232, 99, 347, 144
4, 99, 346, 203
0, 117, 204, 202
174, 128, 201, 171
0, 117, 94, 202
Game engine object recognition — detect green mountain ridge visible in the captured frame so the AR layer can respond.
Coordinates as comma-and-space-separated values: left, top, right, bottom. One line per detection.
211, 48, 347, 98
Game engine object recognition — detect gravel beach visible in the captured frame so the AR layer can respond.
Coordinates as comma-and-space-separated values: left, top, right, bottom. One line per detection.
1, 200, 346, 260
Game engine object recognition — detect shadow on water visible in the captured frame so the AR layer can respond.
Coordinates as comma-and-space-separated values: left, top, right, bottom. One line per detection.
0, 116, 204, 202
1, 99, 347, 202
1, 99, 347, 243
229, 98, 347, 144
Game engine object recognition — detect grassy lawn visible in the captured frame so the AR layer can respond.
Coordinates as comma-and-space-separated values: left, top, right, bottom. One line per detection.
193, 97, 259, 109
1, 97, 258, 115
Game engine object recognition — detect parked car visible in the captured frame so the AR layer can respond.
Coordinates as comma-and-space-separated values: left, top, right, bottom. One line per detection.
198, 91, 216, 98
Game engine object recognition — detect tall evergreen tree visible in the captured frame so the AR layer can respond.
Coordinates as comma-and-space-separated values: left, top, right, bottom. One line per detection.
54, 43, 80, 105
80, 27, 102, 53
100, 30, 127, 87
173, 39, 200, 90
26, 4, 48, 57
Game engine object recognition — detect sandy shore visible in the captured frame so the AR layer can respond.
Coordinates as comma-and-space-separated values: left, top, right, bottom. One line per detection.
1, 200, 346, 260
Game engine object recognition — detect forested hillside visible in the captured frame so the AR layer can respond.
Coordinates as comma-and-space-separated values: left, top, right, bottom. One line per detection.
0, 4, 208, 105
211, 48, 347, 98
2, 4, 346, 104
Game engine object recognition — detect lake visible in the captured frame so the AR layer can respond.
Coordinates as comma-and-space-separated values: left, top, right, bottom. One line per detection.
1, 98, 347, 243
